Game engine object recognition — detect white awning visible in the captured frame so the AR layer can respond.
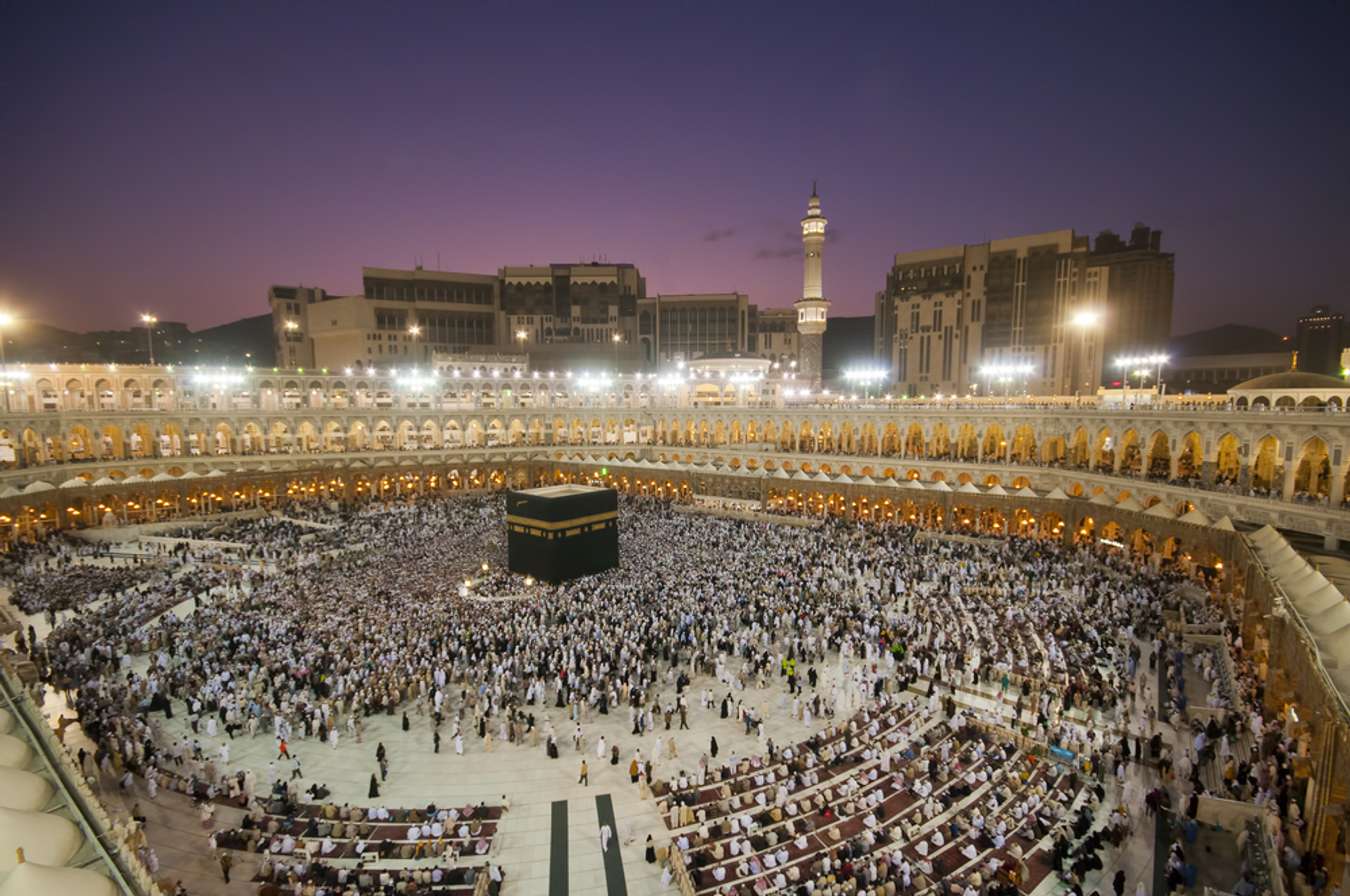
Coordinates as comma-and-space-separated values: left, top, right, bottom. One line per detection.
1143, 502, 1176, 519
0, 735, 34, 769
0, 807, 84, 870
0, 860, 118, 896
0, 767, 54, 812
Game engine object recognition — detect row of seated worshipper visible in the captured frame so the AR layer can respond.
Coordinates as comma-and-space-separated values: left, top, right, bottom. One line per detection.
663, 704, 935, 830
696, 723, 1096, 896
653, 702, 880, 803
922, 764, 1101, 896
681, 722, 994, 892
240, 799, 503, 841
254, 855, 482, 895
215, 816, 499, 864
659, 695, 932, 827
677, 719, 966, 877
699, 749, 1091, 896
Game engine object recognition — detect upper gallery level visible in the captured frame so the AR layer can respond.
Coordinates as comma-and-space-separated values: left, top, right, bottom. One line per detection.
0, 362, 1346, 416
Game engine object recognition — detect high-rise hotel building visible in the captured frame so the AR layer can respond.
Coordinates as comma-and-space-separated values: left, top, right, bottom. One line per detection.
874, 224, 1173, 397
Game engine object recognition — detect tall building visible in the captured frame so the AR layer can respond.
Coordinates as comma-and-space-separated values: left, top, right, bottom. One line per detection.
794, 185, 829, 384
875, 224, 1173, 397
752, 307, 800, 366
270, 269, 500, 370
1295, 305, 1344, 375
1082, 224, 1175, 377
636, 293, 750, 364
500, 263, 644, 348
269, 263, 643, 371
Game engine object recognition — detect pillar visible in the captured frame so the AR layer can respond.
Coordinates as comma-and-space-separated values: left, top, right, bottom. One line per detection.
1330, 466, 1346, 508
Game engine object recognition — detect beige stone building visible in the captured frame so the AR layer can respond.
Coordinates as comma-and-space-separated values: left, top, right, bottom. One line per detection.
875, 225, 1173, 398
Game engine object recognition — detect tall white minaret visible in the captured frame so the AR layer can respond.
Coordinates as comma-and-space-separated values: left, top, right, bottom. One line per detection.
794, 182, 829, 385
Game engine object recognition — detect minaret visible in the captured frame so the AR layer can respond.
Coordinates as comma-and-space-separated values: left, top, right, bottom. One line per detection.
794, 182, 829, 385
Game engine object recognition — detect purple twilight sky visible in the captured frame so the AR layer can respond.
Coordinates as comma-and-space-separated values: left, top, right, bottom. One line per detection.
3, 3, 1348, 335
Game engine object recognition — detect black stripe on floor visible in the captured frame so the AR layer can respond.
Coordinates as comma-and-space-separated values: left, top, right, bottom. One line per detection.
549, 799, 568, 896
595, 793, 628, 896
1152, 809, 1170, 896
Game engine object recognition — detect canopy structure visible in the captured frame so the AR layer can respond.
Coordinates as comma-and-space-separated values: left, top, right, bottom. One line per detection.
0, 735, 33, 769
0, 860, 118, 896
1115, 496, 1145, 512
1178, 508, 1212, 526
0, 767, 54, 812
0, 807, 84, 870
955, 482, 980, 494
1247, 526, 1350, 709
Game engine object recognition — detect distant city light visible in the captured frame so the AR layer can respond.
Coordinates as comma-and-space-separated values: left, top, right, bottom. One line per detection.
192, 372, 245, 387
1115, 353, 1169, 368
842, 367, 889, 383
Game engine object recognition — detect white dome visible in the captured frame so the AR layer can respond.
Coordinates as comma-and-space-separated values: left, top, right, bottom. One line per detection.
0, 859, 117, 896
0, 807, 84, 870
0, 735, 33, 769
0, 767, 54, 811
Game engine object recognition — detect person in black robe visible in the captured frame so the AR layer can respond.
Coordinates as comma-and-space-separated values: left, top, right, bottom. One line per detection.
720, 695, 729, 719
644, 834, 656, 863
368, 774, 380, 798
710, 735, 719, 758
402, 712, 410, 732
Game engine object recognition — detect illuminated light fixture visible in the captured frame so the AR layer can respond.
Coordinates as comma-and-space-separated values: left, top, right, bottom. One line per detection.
842, 367, 889, 383
979, 363, 1035, 378
1115, 353, 1169, 368
1070, 309, 1102, 328
192, 372, 245, 387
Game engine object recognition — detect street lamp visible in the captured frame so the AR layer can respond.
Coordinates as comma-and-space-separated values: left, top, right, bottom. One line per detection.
842, 366, 888, 399
1069, 308, 1102, 398
0, 312, 13, 367
611, 331, 622, 369
515, 328, 528, 351
979, 362, 1034, 398
140, 313, 158, 365
1116, 353, 1169, 400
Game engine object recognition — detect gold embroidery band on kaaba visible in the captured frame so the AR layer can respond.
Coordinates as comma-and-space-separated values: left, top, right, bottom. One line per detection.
505, 511, 618, 531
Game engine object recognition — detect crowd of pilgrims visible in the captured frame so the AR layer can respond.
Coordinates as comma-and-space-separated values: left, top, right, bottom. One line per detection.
1, 533, 167, 616
10, 493, 1214, 895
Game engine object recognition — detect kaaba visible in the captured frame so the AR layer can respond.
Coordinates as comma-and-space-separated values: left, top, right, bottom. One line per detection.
506, 485, 619, 583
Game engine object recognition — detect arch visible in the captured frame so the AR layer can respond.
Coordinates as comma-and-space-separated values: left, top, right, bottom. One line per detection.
1251, 434, 1280, 493
1117, 429, 1142, 475
1214, 433, 1241, 485
1293, 436, 1330, 500
1144, 430, 1171, 480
